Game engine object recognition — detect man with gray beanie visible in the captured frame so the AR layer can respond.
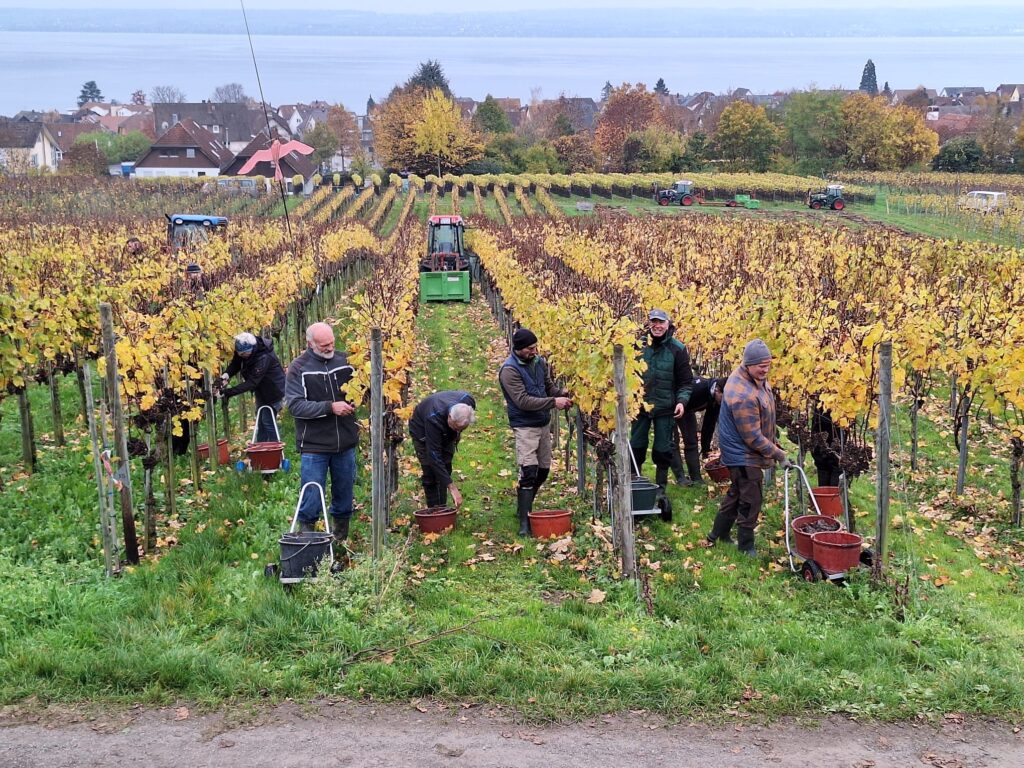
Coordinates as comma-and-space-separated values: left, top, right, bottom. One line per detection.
499, 328, 573, 535
705, 338, 791, 557
221, 331, 286, 442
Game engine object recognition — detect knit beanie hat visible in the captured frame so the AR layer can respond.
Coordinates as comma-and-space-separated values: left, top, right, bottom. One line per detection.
512, 328, 538, 351
234, 332, 257, 354
742, 339, 772, 366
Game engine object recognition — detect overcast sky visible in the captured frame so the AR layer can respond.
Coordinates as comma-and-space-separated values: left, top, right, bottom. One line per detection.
0, 0, 1019, 9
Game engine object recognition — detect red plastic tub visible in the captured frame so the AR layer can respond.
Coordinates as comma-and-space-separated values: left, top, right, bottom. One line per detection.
703, 458, 731, 483
414, 506, 457, 534
791, 515, 842, 560
811, 486, 844, 518
246, 441, 285, 471
197, 438, 229, 464
528, 509, 572, 538
811, 531, 863, 573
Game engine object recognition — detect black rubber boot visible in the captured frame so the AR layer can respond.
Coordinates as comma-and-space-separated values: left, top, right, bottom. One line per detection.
737, 527, 756, 558
330, 515, 350, 542
707, 513, 735, 545
655, 465, 669, 491
686, 456, 705, 485
535, 467, 550, 491
517, 487, 535, 536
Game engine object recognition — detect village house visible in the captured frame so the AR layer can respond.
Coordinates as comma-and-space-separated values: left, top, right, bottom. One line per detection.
152, 102, 291, 154
133, 119, 233, 178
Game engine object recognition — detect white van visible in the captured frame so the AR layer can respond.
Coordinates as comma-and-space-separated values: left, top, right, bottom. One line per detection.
959, 190, 1009, 213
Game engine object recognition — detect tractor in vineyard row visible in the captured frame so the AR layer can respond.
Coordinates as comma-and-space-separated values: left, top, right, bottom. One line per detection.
806, 184, 846, 211
166, 213, 229, 252
418, 215, 475, 302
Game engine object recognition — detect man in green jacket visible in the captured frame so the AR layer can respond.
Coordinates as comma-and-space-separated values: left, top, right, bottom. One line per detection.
630, 309, 694, 491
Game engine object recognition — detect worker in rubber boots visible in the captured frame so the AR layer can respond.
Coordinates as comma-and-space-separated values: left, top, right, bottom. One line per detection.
498, 328, 573, 536
629, 309, 693, 491
705, 339, 792, 558
409, 390, 477, 509
220, 332, 286, 442
284, 322, 360, 554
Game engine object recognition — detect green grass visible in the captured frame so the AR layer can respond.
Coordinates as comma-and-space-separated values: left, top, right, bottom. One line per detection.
2, 286, 1024, 720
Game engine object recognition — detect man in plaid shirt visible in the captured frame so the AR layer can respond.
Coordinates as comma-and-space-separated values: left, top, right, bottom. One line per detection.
705, 339, 792, 557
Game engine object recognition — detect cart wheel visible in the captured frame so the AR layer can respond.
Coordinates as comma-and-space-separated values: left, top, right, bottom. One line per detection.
658, 494, 673, 522
264, 562, 278, 578
281, 458, 291, 472
859, 548, 874, 568
801, 560, 823, 583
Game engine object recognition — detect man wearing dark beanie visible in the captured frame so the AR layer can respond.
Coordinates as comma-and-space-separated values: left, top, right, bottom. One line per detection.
499, 328, 573, 535
705, 338, 791, 557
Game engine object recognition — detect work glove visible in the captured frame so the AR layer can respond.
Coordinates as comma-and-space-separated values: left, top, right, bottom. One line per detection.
781, 455, 797, 469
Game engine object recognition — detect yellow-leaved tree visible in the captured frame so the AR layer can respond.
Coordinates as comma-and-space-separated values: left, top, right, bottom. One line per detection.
413, 88, 483, 177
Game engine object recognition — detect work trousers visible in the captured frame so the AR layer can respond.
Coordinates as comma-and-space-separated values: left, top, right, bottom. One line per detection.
629, 411, 675, 472
710, 465, 764, 540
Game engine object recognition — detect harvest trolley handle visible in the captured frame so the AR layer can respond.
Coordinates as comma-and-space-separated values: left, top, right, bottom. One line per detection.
251, 404, 282, 444
783, 464, 823, 573
288, 482, 334, 562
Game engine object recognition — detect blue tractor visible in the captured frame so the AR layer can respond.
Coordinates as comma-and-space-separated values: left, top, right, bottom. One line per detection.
166, 213, 229, 252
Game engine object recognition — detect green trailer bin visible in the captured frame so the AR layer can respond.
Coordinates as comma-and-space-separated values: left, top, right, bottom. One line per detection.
744, 199, 761, 210
420, 271, 471, 302
734, 194, 750, 203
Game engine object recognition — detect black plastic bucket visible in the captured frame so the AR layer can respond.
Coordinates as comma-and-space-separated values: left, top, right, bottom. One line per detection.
279, 532, 332, 580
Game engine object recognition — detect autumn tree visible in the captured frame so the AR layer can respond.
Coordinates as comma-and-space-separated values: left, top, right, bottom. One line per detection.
859, 59, 878, 96
622, 126, 685, 172
840, 93, 937, 170
211, 83, 249, 103
404, 60, 452, 98
62, 142, 108, 176
130, 89, 146, 105
74, 131, 151, 164
780, 90, 845, 174
77, 81, 103, 107
593, 83, 665, 172
553, 133, 597, 172
523, 141, 564, 173
326, 103, 361, 168
472, 95, 513, 135
679, 131, 712, 171
413, 88, 483, 176
712, 100, 779, 171
971, 96, 1017, 171
373, 87, 426, 172
150, 84, 186, 103
901, 86, 931, 113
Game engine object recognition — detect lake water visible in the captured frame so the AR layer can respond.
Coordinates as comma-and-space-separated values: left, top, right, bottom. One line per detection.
3, 31, 1023, 115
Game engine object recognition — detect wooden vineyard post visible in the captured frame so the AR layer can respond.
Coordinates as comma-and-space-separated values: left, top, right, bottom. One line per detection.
612, 345, 636, 581
203, 370, 219, 471
1011, 436, 1023, 527
84, 362, 120, 576
99, 302, 139, 565
955, 392, 971, 497
164, 417, 177, 520
221, 394, 231, 443
576, 408, 587, 496
17, 387, 36, 474
143, 431, 157, 553
75, 350, 89, 422
48, 362, 65, 447
874, 340, 892, 578
370, 328, 386, 560
184, 378, 202, 489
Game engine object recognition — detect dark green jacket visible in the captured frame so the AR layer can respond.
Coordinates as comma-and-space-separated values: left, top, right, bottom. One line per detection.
640, 325, 694, 417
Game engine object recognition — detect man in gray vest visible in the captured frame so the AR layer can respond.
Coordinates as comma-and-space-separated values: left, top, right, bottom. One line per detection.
499, 328, 573, 535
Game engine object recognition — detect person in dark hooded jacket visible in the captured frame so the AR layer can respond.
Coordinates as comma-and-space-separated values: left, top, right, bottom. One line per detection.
221, 332, 286, 442
629, 308, 694, 490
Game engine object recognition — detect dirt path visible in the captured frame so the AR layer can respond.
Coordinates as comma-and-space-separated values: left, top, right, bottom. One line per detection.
2, 701, 1022, 768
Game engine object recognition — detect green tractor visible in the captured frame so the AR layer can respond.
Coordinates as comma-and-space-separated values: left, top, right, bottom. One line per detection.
807, 184, 846, 211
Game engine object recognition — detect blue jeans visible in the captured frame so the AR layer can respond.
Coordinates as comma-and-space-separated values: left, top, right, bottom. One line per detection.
298, 448, 356, 524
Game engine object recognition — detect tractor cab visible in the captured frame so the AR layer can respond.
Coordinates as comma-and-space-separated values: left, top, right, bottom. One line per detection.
424, 215, 468, 272
807, 184, 845, 211
657, 179, 700, 206
420, 215, 473, 303
166, 214, 229, 252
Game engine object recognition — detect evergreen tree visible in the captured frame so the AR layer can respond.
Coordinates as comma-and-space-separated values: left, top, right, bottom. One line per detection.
859, 59, 878, 96
77, 80, 103, 107
654, 78, 669, 96
366, 96, 376, 114
404, 60, 451, 98
601, 81, 613, 102
882, 81, 892, 99
472, 95, 513, 135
